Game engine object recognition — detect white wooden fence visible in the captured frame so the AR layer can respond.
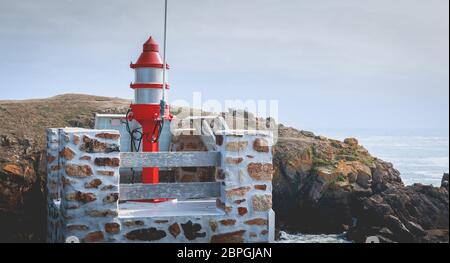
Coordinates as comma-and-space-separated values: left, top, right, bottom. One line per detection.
119, 151, 221, 200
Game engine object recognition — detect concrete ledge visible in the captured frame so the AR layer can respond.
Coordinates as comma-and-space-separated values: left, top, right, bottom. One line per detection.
119, 200, 225, 218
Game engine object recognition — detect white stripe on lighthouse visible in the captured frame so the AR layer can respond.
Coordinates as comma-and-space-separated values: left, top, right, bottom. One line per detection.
135, 68, 168, 83
134, 88, 168, 104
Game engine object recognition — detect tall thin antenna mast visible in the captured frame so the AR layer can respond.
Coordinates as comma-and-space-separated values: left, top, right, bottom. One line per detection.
161, 0, 168, 117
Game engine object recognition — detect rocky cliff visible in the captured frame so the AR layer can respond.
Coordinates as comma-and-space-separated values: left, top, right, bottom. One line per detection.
0, 94, 448, 242
0, 94, 130, 241
273, 126, 448, 243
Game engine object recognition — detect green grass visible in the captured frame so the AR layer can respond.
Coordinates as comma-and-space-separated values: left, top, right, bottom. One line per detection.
336, 174, 346, 182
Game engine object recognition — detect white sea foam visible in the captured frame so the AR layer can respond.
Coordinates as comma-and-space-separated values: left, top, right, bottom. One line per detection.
276, 231, 351, 243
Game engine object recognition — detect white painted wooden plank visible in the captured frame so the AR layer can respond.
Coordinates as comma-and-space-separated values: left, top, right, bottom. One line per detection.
120, 151, 220, 168
119, 182, 221, 200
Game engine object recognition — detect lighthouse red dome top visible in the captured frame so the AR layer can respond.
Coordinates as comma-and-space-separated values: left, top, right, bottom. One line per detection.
130, 36, 169, 69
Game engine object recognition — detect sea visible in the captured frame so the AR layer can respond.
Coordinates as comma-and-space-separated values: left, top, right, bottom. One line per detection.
277, 128, 449, 243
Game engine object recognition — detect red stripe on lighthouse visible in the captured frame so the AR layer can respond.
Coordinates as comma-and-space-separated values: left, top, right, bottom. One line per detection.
130, 83, 170, 89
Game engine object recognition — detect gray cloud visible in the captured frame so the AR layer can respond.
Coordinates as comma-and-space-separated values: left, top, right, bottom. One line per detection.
0, 0, 448, 131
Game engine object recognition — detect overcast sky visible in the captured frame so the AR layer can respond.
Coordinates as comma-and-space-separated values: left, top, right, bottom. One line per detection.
0, 0, 448, 132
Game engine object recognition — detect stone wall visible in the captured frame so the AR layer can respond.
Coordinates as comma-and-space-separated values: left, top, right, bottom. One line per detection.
47, 128, 274, 243
213, 130, 275, 243
46, 128, 121, 243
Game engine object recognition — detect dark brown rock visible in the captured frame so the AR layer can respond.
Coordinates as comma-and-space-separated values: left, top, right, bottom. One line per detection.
80, 135, 119, 153
168, 223, 181, 238
64, 204, 80, 209
94, 157, 120, 167
210, 230, 246, 243
348, 181, 449, 243
101, 185, 116, 191
84, 231, 104, 243
254, 184, 267, 191
105, 222, 120, 234
238, 207, 248, 216
253, 138, 270, 152
103, 193, 119, 203
47, 154, 57, 164
64, 164, 93, 177
225, 186, 251, 198
220, 219, 236, 226
209, 221, 218, 232
85, 179, 102, 189
181, 220, 206, 240
123, 220, 145, 227
66, 191, 96, 203
125, 228, 166, 241
95, 133, 120, 140
383, 215, 414, 242
86, 209, 118, 217
79, 156, 91, 161
248, 163, 273, 181
97, 170, 115, 176
244, 218, 268, 225
59, 147, 75, 160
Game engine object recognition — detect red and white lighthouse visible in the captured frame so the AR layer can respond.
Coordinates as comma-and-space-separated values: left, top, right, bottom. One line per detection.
128, 36, 172, 185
